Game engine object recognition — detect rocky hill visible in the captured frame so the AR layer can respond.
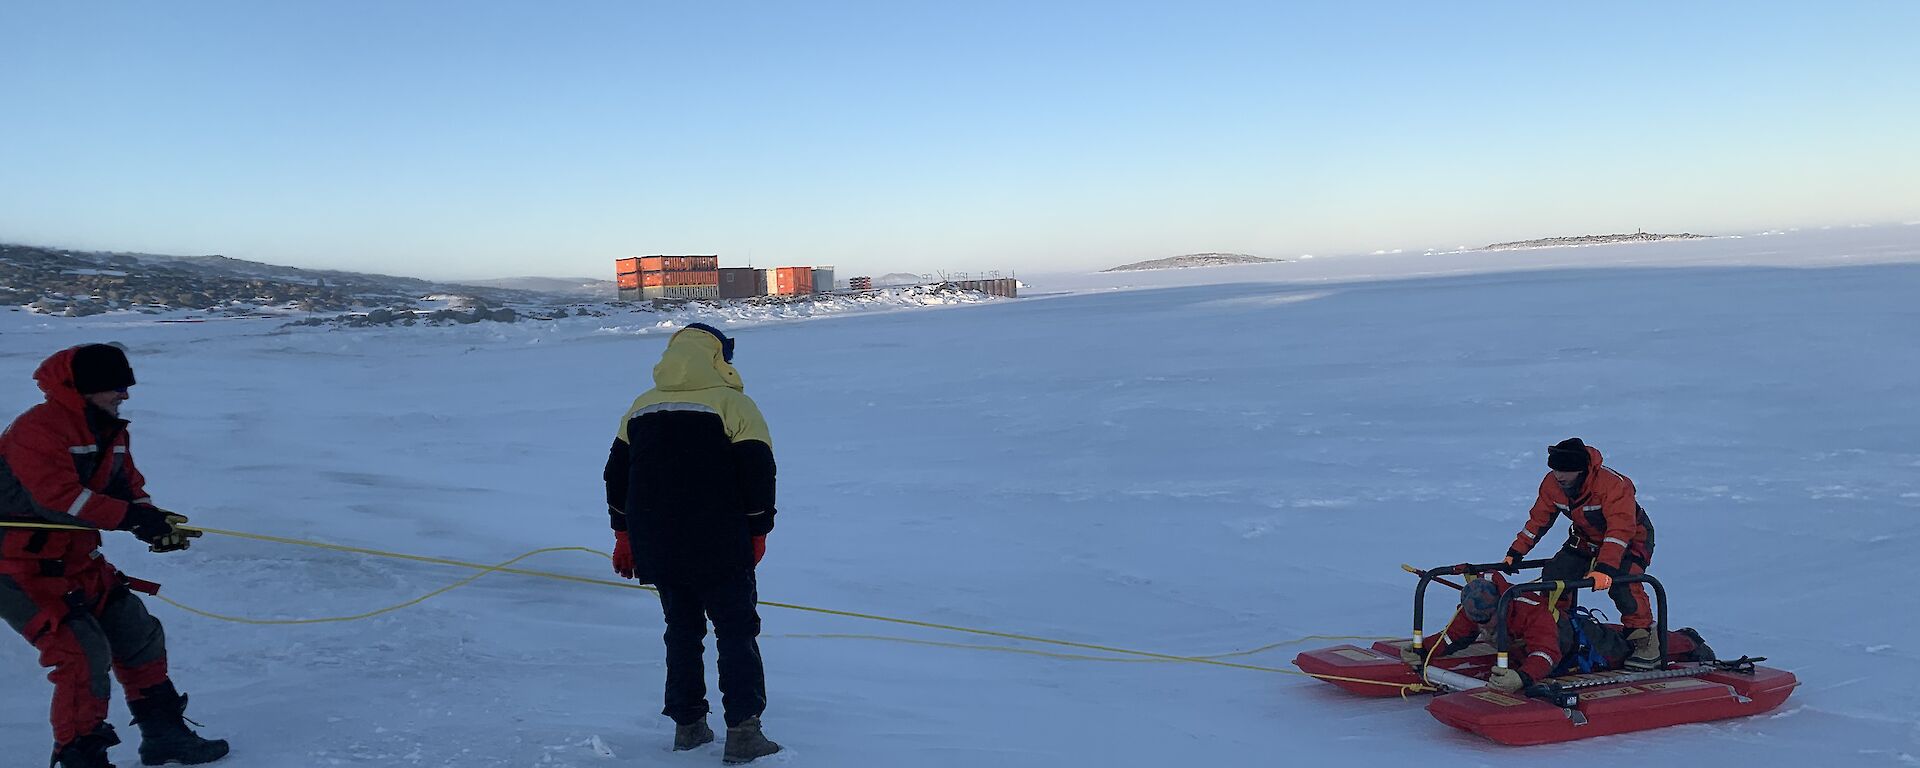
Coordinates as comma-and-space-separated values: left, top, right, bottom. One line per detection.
1484, 232, 1710, 251
1102, 253, 1283, 272
0, 243, 1019, 327
0, 243, 552, 317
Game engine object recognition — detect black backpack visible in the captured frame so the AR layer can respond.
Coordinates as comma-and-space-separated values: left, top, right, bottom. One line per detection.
1554, 607, 1632, 675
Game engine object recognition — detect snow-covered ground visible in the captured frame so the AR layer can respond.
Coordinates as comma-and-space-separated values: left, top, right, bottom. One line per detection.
3, 225, 1918, 766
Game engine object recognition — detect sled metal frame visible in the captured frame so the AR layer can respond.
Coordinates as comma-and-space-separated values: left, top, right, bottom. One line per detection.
1407, 562, 1670, 667
1408, 562, 1675, 702
1408, 559, 1553, 652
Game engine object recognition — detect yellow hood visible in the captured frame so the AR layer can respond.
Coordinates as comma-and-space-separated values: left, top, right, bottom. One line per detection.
653, 326, 744, 392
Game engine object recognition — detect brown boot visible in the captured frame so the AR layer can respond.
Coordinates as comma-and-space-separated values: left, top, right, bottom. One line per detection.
672, 721, 714, 751
722, 717, 781, 764
1625, 628, 1661, 671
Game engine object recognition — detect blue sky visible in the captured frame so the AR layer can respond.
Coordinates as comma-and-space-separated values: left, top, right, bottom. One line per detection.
3, 2, 1916, 280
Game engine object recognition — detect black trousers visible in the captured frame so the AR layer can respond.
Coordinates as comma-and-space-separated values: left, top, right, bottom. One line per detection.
1542, 546, 1653, 628
656, 570, 766, 727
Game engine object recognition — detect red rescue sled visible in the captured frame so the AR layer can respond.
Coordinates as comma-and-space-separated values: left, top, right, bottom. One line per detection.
1291, 561, 1798, 744
1425, 661, 1798, 745
1293, 631, 1704, 697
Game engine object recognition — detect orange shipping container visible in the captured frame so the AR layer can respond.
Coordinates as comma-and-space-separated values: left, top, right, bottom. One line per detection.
664, 270, 720, 286
774, 266, 813, 295
652, 256, 715, 271
617, 273, 641, 289
616, 257, 642, 275
631, 255, 722, 272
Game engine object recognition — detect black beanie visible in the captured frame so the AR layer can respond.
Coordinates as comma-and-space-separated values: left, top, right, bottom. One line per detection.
71, 344, 135, 394
1546, 438, 1589, 472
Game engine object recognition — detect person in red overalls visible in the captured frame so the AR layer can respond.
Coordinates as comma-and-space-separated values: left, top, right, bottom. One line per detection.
1500, 438, 1660, 670
1401, 573, 1632, 692
0, 344, 228, 767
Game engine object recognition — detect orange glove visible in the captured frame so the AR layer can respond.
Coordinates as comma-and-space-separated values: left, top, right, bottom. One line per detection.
752, 535, 767, 565
612, 531, 634, 579
1584, 571, 1612, 592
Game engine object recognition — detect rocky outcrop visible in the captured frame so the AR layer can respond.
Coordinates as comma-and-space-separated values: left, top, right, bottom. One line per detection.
0, 243, 546, 316
1484, 232, 1710, 251
1102, 253, 1284, 272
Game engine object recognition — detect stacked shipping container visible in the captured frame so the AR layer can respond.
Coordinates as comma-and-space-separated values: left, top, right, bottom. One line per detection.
617, 255, 720, 300
617, 258, 864, 300
635, 256, 719, 272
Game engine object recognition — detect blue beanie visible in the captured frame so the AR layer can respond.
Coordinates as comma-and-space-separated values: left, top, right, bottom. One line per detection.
1460, 578, 1501, 623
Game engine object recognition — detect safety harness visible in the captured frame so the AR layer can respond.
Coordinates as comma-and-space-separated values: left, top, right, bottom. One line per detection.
1555, 606, 1613, 675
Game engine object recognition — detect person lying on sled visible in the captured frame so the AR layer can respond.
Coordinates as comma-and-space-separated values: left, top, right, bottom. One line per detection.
1400, 572, 1631, 693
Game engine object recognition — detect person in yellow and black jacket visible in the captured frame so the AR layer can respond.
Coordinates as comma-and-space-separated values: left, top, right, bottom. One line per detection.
602, 323, 781, 764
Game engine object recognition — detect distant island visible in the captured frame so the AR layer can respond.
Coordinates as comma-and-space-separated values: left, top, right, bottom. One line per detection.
1484, 231, 1710, 251
1102, 252, 1284, 272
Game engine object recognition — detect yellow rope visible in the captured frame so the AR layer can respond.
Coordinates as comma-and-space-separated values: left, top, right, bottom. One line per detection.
0, 521, 1426, 693
150, 546, 606, 625
772, 632, 1431, 696
781, 633, 1400, 664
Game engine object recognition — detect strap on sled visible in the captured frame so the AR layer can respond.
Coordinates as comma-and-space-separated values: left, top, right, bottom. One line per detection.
1710, 655, 1765, 674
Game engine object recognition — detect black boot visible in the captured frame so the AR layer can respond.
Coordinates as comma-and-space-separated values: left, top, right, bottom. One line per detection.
128, 683, 229, 766
51, 723, 121, 768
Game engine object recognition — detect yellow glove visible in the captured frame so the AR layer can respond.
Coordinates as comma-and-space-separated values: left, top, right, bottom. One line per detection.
1487, 666, 1530, 693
